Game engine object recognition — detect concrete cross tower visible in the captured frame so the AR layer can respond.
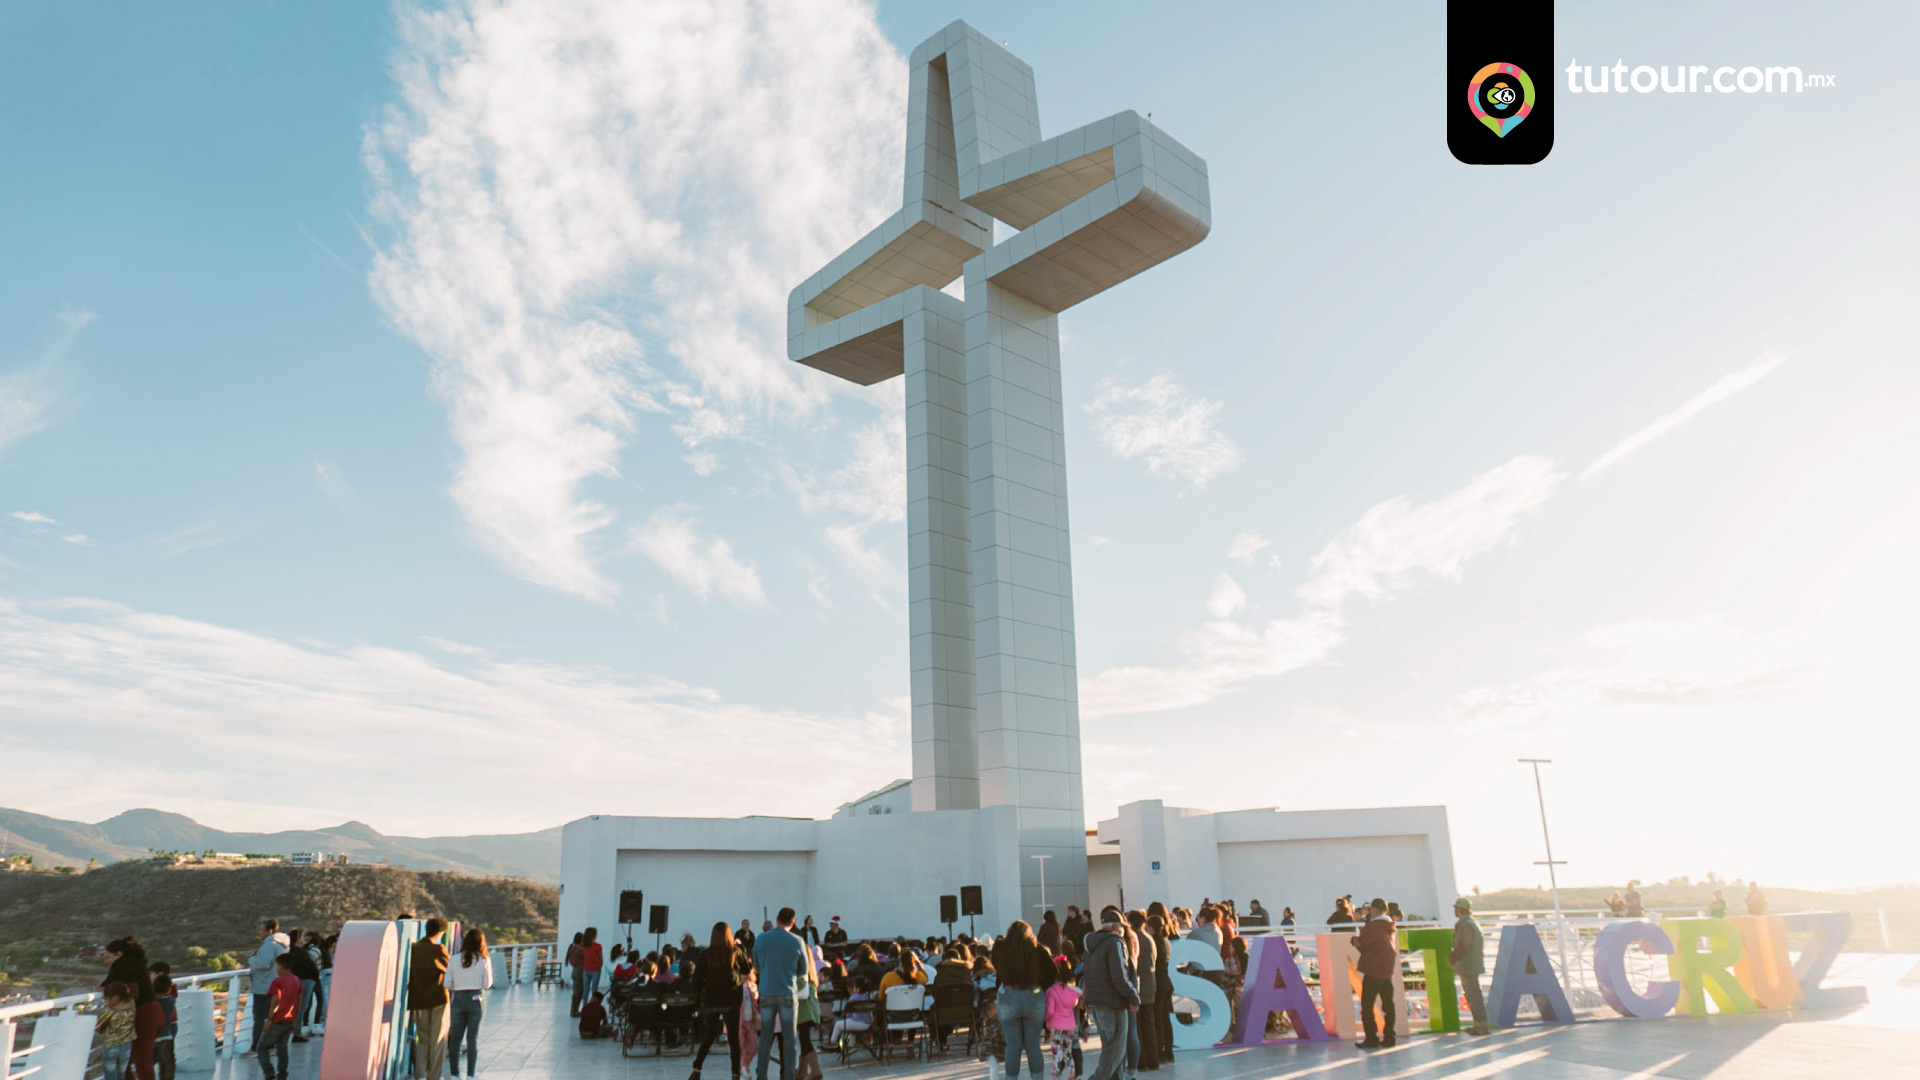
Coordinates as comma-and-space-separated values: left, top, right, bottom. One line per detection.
789, 20, 1210, 916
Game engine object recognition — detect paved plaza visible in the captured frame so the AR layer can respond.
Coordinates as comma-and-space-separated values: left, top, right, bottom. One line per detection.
197, 953, 1919, 1080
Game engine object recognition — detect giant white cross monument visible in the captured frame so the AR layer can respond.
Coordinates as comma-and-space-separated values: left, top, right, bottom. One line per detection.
789, 20, 1211, 916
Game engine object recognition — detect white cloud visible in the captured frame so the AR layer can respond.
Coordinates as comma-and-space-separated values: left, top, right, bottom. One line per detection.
1206, 573, 1246, 618
1450, 615, 1806, 730
313, 461, 366, 512
0, 595, 901, 833
1084, 456, 1563, 718
1, 311, 93, 456
60, 534, 93, 547
778, 398, 906, 584
629, 507, 766, 606
1085, 373, 1241, 488
1297, 456, 1564, 610
1583, 353, 1786, 480
1226, 530, 1272, 566
364, 0, 903, 602
684, 451, 723, 477
11, 511, 56, 525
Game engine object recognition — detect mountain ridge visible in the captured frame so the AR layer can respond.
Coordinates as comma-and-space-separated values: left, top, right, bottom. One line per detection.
0, 805, 561, 883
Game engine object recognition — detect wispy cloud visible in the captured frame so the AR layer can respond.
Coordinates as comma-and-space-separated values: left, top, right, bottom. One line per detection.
629, 507, 766, 606
1083, 457, 1560, 717
60, 534, 93, 547
0, 595, 902, 833
1583, 353, 1786, 480
778, 397, 906, 587
155, 521, 237, 559
364, 0, 903, 602
1085, 373, 1240, 488
313, 460, 367, 512
1297, 456, 1564, 610
1226, 530, 1274, 567
1, 309, 95, 455
684, 451, 724, 477
11, 512, 56, 525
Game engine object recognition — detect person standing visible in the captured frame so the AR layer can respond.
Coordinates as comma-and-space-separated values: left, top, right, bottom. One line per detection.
750, 908, 806, 1080
150, 964, 179, 1080
566, 932, 586, 1017
581, 928, 605, 1003
1448, 899, 1489, 1036
248, 920, 288, 1051
1079, 909, 1137, 1080
409, 918, 452, 1080
991, 920, 1056, 1080
737, 919, 758, 952
1123, 911, 1157, 1071
1707, 890, 1728, 918
1623, 881, 1644, 918
1038, 911, 1062, 952
444, 928, 493, 1078
96, 982, 136, 1080
1145, 914, 1175, 1063
690, 921, 745, 1080
1186, 907, 1223, 951
1352, 900, 1397, 1050
1745, 882, 1768, 917
255, 956, 302, 1080
283, 937, 320, 1043
799, 916, 821, 947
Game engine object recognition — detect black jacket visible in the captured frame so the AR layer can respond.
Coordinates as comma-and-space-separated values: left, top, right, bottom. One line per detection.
1080, 929, 1138, 1009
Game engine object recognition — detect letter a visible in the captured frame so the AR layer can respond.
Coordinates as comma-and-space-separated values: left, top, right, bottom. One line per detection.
1488, 924, 1574, 1026
1228, 936, 1332, 1043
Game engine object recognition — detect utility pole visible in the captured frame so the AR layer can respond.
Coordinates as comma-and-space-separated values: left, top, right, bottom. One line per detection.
1519, 758, 1571, 982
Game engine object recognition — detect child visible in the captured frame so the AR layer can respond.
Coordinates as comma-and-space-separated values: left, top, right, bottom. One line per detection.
1044, 959, 1081, 1080
579, 991, 614, 1038
972, 957, 1004, 1065
257, 955, 302, 1080
95, 982, 136, 1080
150, 964, 179, 1080
737, 959, 760, 1063
827, 975, 874, 1048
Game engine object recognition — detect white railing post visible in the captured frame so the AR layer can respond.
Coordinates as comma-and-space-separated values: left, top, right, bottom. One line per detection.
28, 1009, 95, 1080
176, 985, 218, 1070
226, 972, 246, 1057
1, 1017, 15, 1080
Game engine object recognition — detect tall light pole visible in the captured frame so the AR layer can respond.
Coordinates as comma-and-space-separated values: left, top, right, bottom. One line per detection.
1519, 758, 1571, 981
1030, 854, 1052, 915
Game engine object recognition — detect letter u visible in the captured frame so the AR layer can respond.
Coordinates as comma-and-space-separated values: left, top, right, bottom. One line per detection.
1661, 65, 1687, 92
1583, 65, 1610, 93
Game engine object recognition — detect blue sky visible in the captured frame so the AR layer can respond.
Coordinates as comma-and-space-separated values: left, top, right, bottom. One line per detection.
2, 1, 1915, 891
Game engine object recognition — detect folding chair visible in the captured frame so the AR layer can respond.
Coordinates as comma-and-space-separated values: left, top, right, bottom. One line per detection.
660, 989, 700, 1054
928, 982, 975, 1054
881, 983, 930, 1062
833, 998, 880, 1066
619, 987, 665, 1057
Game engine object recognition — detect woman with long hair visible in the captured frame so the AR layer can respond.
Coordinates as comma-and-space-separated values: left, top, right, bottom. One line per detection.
443, 928, 493, 1078
1146, 913, 1175, 1063
690, 921, 744, 1080
877, 949, 927, 993
793, 948, 824, 1080
990, 921, 1055, 1080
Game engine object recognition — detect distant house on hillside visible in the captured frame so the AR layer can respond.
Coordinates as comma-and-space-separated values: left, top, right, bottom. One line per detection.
289, 851, 349, 866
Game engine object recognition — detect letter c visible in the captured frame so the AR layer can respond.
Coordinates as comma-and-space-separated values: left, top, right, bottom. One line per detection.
1594, 921, 1679, 1019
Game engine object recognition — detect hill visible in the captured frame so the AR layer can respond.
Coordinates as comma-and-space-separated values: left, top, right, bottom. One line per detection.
0, 860, 556, 997
0, 806, 561, 883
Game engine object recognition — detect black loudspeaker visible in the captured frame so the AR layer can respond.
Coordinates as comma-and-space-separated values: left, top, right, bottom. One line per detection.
940, 895, 959, 924
960, 885, 983, 917
649, 905, 669, 934
619, 890, 645, 925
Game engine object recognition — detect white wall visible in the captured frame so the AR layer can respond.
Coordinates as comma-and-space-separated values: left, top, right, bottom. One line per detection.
1216, 835, 1441, 921
559, 806, 1028, 948
1088, 851, 1121, 913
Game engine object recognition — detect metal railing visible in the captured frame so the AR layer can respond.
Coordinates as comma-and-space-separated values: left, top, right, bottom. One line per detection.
1, 943, 560, 1080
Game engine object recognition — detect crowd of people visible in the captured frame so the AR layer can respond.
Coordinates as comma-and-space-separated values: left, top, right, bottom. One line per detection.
556, 893, 1481, 1079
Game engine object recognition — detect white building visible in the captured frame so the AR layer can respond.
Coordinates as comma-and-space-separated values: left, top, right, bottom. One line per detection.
558, 22, 1456, 946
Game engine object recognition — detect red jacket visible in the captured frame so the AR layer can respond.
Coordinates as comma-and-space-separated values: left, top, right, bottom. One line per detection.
1353, 917, 1397, 980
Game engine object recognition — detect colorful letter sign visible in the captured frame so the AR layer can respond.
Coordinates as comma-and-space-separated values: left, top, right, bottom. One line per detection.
1399, 928, 1460, 1033
1662, 918, 1757, 1016
1593, 921, 1679, 1018
1227, 936, 1332, 1044
1488, 924, 1573, 1026
1166, 938, 1233, 1049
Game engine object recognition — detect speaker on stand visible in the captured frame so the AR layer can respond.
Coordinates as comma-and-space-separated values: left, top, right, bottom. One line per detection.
940, 894, 958, 939
649, 904, 670, 954
619, 889, 645, 950
961, 884, 983, 938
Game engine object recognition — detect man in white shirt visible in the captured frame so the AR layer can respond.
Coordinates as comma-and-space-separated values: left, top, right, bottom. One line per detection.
248, 919, 288, 1050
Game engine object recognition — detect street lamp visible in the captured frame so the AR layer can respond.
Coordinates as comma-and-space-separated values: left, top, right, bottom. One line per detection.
1519, 758, 1571, 981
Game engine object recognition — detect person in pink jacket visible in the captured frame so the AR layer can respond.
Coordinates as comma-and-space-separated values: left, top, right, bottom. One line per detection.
1043, 957, 1082, 1080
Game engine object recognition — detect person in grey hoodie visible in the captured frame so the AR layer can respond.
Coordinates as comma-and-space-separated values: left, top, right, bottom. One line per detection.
1080, 908, 1139, 1080
248, 919, 289, 1050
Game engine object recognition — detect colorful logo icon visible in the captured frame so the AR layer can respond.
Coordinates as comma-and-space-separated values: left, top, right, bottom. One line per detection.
1468, 62, 1534, 138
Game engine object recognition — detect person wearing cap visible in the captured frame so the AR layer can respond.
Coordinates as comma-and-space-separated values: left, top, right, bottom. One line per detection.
1449, 899, 1489, 1035
1080, 907, 1138, 1080
822, 916, 848, 959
